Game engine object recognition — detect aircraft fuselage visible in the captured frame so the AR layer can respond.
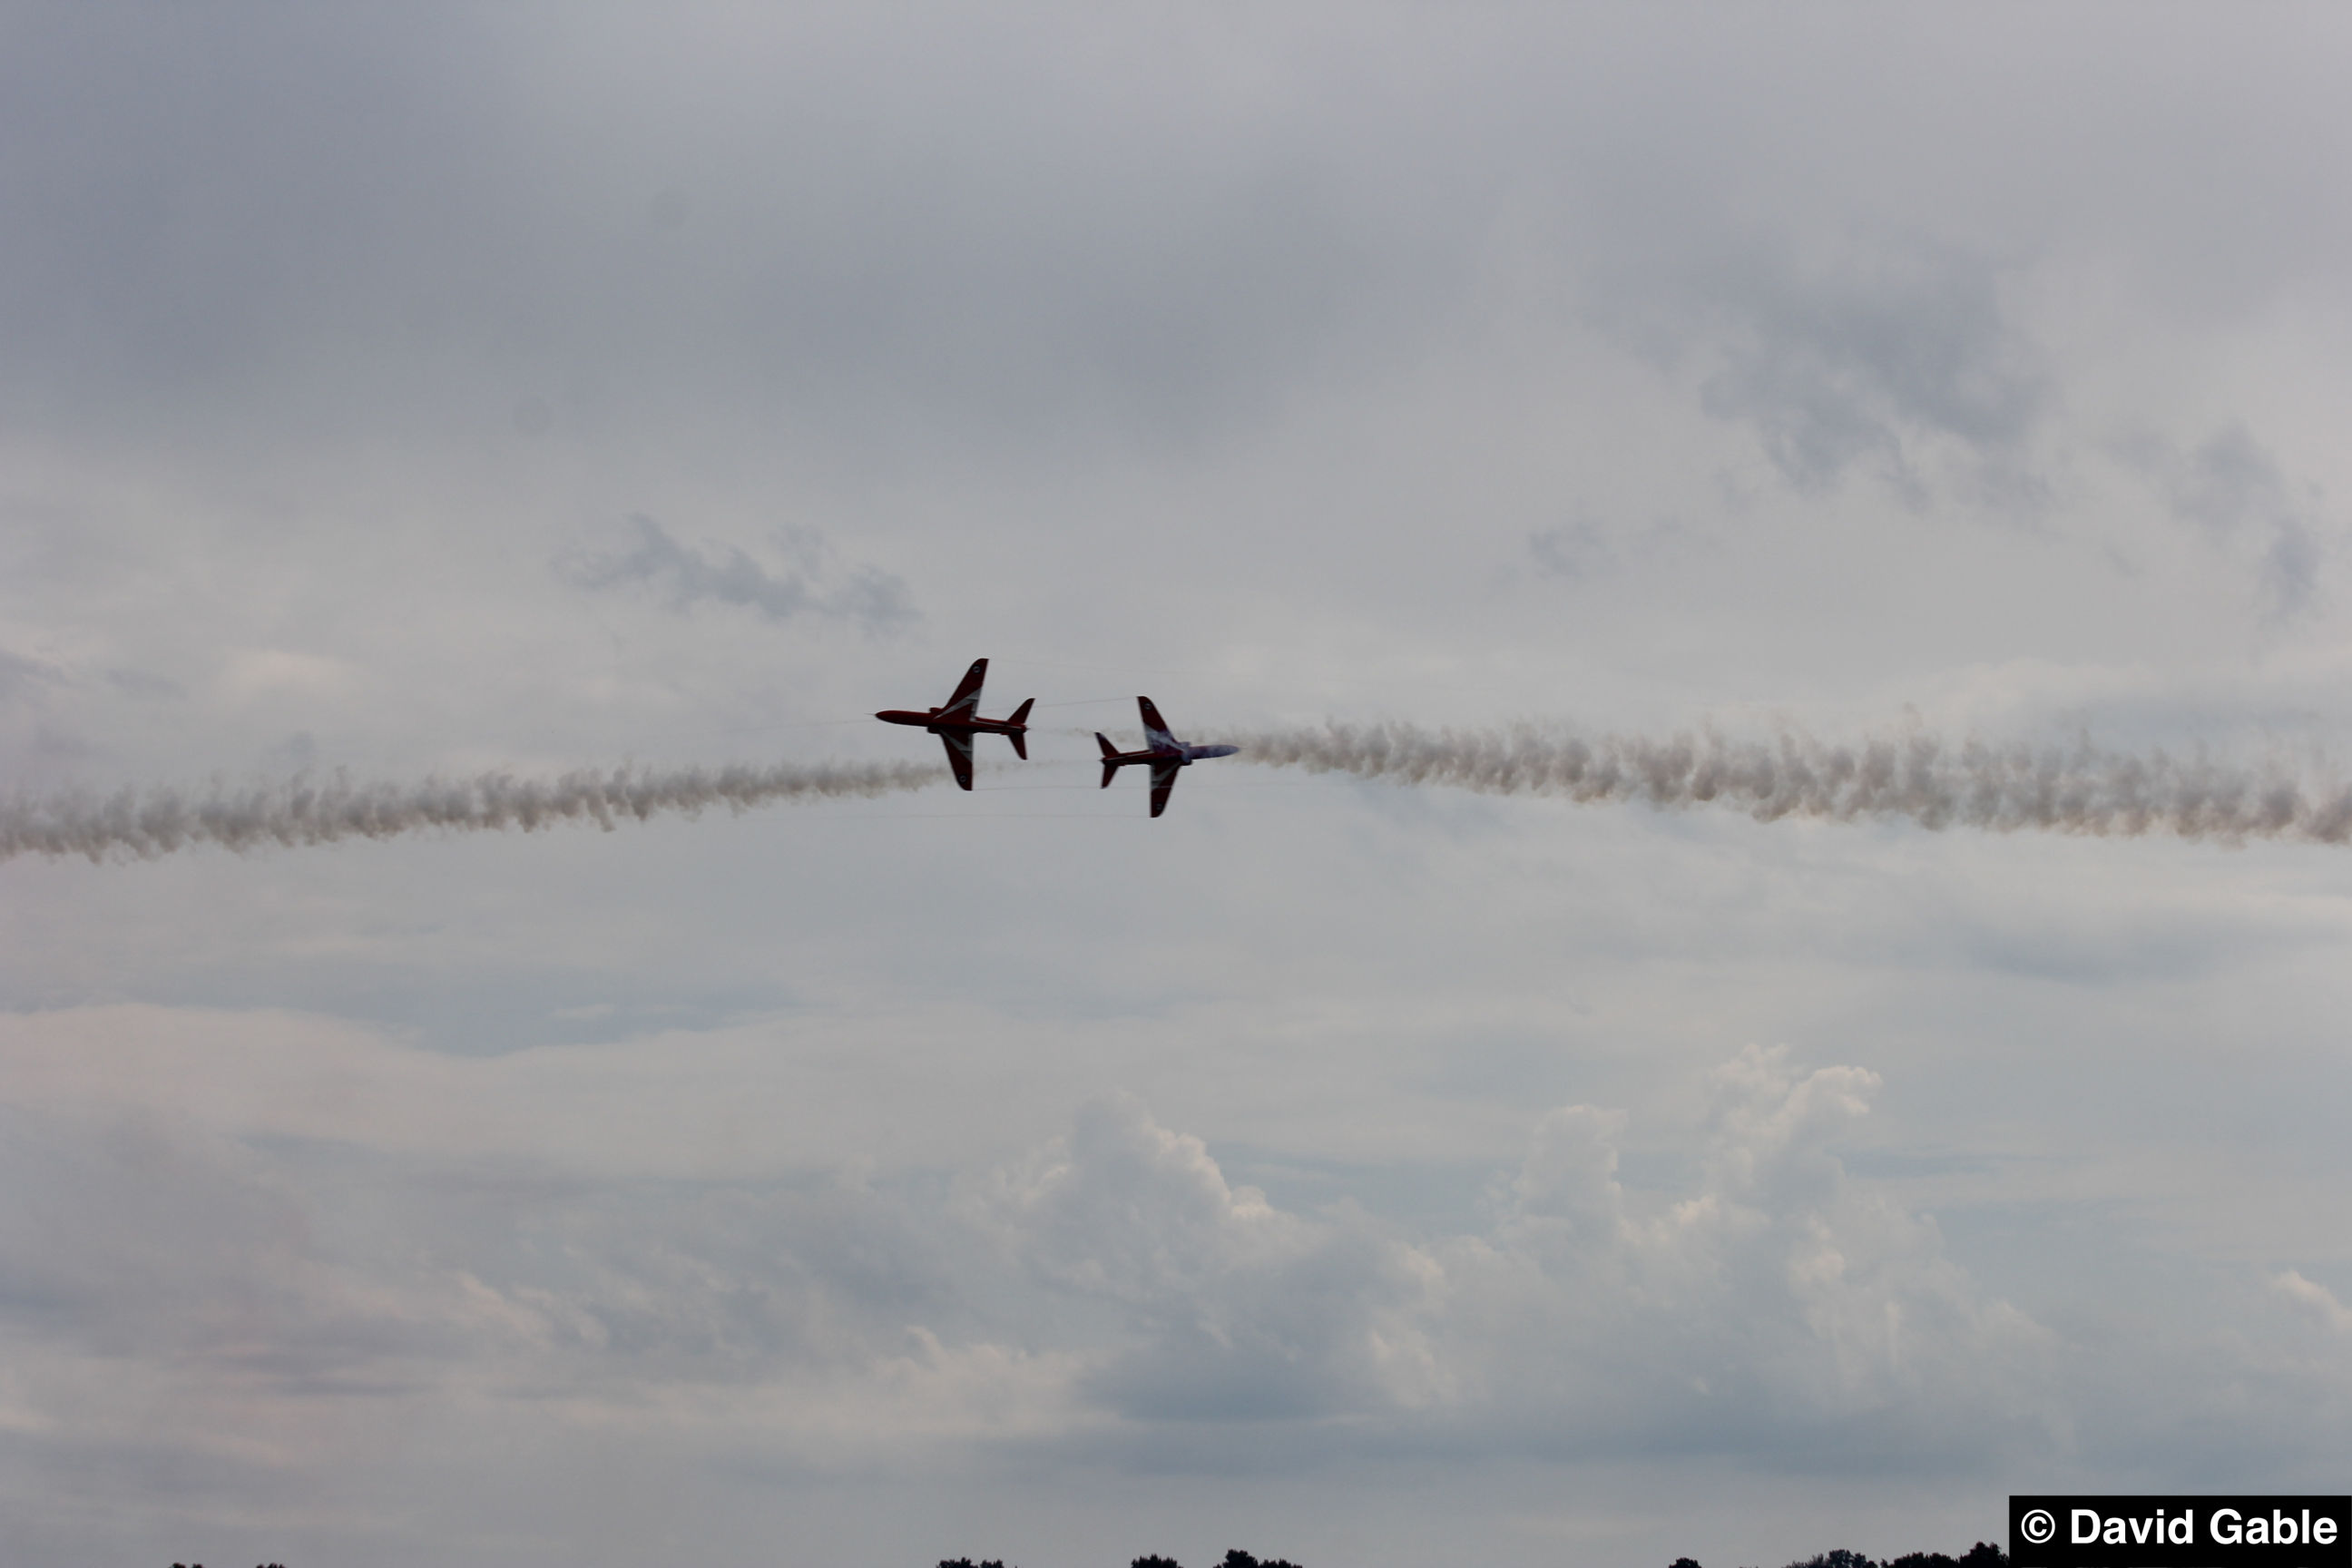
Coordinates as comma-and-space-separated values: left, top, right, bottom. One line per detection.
873, 707, 1029, 737
873, 659, 1034, 789
1094, 739, 1240, 769
1095, 696, 1239, 816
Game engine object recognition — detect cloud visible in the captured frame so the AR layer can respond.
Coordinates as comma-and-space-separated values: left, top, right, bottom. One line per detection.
2135, 424, 2332, 619
1430, 1046, 2057, 1464
0, 1105, 523, 1413
101, 667, 185, 701
980, 1093, 1450, 1423
1690, 236, 2046, 506
0, 648, 61, 704
559, 514, 916, 632
1525, 514, 1707, 587
1526, 519, 1616, 583
2272, 1270, 2352, 1337
4, 1008, 2347, 1544
0, 6, 1432, 463
4, 6, 2351, 1559
216, 648, 357, 705
953, 1063, 2061, 1460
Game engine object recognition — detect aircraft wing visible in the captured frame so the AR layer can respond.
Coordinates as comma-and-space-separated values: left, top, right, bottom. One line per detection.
1137, 695, 1172, 745
940, 730, 976, 790
1148, 760, 1181, 818
940, 659, 988, 720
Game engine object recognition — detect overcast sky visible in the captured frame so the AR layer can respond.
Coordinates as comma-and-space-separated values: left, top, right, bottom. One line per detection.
4, 5, 2351, 1566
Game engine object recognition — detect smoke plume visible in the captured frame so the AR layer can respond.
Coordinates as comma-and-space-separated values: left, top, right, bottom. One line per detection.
2, 759, 941, 865
1238, 721, 2352, 845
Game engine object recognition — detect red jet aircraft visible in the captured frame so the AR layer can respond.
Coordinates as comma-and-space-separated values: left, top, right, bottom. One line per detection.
1095, 696, 1240, 818
875, 658, 1034, 790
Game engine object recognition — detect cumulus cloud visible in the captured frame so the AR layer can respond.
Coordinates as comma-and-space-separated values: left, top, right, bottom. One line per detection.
5, 1016, 2347, 1539
944, 1062, 2060, 1460
559, 514, 916, 632
1429, 1047, 2059, 1464
978, 1093, 1450, 1423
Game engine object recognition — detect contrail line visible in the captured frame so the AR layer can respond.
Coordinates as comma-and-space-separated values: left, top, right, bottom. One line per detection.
2, 758, 943, 864
14, 720, 2349, 864
1233, 721, 2352, 845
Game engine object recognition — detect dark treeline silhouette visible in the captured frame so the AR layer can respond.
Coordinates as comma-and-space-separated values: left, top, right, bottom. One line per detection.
937, 1544, 1997, 1568
1673, 1544, 2009, 1568
937, 1553, 1304, 1568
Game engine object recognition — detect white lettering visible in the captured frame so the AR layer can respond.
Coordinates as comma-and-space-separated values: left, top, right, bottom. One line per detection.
2214, 1509, 2243, 1545
2318, 1517, 2339, 1545
2170, 1513, 2195, 1545
2073, 1510, 2101, 1545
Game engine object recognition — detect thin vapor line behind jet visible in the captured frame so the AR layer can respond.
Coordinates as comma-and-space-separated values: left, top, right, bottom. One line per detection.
1234, 720, 2352, 845
1, 758, 941, 864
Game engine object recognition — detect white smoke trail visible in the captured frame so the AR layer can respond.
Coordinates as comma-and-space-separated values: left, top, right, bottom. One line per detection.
1237, 721, 2352, 846
1, 758, 942, 865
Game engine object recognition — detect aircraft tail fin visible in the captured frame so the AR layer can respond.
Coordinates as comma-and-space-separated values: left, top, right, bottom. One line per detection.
1096, 732, 1121, 789
1006, 698, 1034, 726
1096, 732, 1119, 760
1008, 729, 1028, 760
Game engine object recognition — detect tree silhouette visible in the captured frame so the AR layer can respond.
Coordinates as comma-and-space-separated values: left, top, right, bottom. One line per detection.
1886, 1545, 2010, 1568
1670, 1544, 2008, 1568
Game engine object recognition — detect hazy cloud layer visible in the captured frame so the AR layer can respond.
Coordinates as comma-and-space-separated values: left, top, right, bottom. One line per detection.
5, 5, 2351, 1565
1, 1022, 2339, 1538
